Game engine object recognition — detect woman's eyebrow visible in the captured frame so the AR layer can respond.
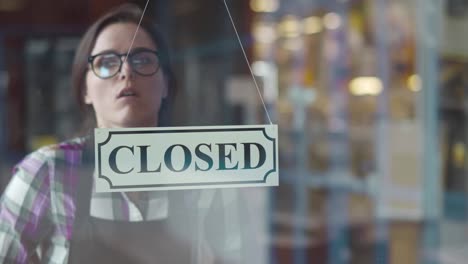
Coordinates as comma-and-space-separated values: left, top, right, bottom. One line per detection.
90, 49, 118, 56
91, 47, 157, 58
129, 46, 156, 53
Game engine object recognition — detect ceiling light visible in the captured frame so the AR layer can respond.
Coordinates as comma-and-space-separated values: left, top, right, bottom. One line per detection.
303, 16, 323, 35
323, 12, 342, 30
278, 15, 302, 38
253, 22, 276, 43
250, 0, 279, 13
349, 77, 383, 96
407, 74, 422, 92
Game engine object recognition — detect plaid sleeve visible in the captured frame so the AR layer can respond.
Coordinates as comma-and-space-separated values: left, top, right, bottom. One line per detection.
0, 149, 54, 263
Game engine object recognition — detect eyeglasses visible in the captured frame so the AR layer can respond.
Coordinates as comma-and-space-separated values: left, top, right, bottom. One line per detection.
88, 48, 160, 79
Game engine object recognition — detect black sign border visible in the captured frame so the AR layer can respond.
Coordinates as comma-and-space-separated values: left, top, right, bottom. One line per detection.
96, 127, 277, 190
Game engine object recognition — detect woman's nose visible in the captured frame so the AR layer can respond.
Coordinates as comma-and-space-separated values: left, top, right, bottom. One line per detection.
119, 58, 134, 80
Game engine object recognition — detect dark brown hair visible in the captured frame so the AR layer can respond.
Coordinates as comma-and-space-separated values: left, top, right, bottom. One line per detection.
72, 3, 176, 130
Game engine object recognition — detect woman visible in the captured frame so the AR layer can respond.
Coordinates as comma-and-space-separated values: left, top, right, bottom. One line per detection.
0, 4, 251, 263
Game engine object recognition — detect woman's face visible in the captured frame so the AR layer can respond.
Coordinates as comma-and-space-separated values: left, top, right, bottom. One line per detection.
85, 22, 167, 128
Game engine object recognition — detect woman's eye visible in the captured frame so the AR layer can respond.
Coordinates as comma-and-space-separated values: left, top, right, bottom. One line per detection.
131, 53, 156, 67
132, 57, 151, 66
96, 55, 120, 68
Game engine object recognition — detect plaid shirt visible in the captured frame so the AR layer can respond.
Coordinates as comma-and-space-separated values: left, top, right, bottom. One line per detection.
0, 137, 171, 263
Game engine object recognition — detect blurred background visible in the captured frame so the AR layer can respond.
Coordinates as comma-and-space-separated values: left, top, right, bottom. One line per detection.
0, 0, 467, 263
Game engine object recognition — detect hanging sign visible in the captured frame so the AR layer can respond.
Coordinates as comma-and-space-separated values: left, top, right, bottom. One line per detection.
94, 125, 278, 192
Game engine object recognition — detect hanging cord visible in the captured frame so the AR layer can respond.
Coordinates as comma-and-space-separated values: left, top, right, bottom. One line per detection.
123, 0, 151, 64
125, 0, 274, 125
222, 0, 273, 125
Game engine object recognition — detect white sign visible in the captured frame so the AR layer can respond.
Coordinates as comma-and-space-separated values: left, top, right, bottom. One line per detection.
94, 125, 278, 192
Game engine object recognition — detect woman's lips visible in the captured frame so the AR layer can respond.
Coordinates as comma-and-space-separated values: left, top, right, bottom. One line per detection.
117, 87, 138, 99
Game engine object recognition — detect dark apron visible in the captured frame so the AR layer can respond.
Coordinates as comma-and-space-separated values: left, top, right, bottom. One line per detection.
68, 140, 193, 264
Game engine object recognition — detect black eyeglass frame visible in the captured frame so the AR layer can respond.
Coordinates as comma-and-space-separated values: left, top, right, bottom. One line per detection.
87, 48, 161, 79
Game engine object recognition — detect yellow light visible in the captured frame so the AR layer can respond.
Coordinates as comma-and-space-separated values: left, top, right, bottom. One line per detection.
253, 22, 276, 43
408, 74, 422, 92
250, 0, 279, 13
323, 12, 342, 30
303, 16, 323, 35
453, 142, 465, 168
349, 77, 383, 96
278, 15, 302, 38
